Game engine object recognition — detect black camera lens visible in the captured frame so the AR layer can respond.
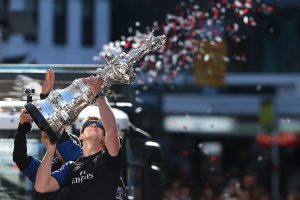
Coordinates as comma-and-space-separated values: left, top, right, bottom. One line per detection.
24, 88, 35, 95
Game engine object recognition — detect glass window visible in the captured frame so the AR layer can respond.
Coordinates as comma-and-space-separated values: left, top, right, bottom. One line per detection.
24, 0, 38, 42
81, 0, 95, 46
0, 0, 9, 40
53, 0, 67, 45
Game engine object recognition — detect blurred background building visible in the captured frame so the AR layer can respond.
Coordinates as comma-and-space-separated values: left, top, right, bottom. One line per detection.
0, 0, 300, 199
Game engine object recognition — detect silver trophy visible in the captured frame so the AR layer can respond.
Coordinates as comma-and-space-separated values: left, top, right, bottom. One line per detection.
24, 33, 166, 144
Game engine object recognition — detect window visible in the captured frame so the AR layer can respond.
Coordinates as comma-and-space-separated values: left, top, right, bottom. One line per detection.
24, 0, 38, 42
81, 0, 95, 46
0, 0, 9, 40
53, 0, 67, 45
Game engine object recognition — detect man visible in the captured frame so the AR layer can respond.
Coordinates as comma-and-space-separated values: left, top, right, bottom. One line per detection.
13, 68, 82, 200
34, 76, 122, 200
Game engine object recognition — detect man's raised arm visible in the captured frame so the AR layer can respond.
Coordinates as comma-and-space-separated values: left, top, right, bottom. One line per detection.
82, 76, 120, 156
34, 141, 60, 193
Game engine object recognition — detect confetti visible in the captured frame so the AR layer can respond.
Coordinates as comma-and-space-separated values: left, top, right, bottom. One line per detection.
94, 0, 274, 106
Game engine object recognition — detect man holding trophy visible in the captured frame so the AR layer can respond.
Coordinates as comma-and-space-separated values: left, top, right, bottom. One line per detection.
25, 33, 166, 199
34, 75, 122, 200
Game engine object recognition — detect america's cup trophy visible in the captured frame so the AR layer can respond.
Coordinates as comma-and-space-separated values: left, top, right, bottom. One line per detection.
25, 33, 166, 144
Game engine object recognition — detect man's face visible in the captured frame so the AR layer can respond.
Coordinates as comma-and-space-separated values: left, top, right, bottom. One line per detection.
79, 120, 105, 141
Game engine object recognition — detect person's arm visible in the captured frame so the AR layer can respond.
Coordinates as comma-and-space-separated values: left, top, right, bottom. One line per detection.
13, 118, 47, 183
13, 109, 34, 170
34, 142, 61, 193
22, 68, 55, 168
97, 97, 120, 156
40, 68, 54, 99
13, 68, 55, 182
82, 76, 120, 156
56, 132, 83, 162
21, 157, 41, 182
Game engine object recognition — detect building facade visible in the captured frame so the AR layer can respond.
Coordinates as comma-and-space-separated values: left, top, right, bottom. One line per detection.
0, 0, 111, 64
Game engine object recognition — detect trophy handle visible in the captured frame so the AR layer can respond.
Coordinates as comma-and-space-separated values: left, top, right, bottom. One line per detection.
25, 103, 59, 144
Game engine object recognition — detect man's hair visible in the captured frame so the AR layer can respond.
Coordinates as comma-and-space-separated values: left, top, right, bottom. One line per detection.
80, 116, 102, 134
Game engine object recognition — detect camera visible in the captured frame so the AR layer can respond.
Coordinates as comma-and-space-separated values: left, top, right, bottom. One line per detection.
24, 88, 35, 95
24, 87, 35, 103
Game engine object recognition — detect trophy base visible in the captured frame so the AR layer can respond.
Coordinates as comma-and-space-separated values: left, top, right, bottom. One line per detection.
24, 103, 59, 144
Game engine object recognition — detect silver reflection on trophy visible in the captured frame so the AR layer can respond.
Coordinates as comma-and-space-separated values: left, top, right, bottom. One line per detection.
96, 33, 167, 87
25, 33, 167, 144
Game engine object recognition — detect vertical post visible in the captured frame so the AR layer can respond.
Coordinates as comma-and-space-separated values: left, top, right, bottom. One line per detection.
260, 99, 279, 198
271, 99, 279, 198
271, 130, 280, 198
143, 141, 163, 200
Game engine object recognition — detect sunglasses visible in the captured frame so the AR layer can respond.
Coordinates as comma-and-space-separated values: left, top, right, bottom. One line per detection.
84, 120, 104, 129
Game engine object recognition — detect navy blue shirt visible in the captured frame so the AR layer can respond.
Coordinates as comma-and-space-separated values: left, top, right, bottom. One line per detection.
52, 149, 122, 200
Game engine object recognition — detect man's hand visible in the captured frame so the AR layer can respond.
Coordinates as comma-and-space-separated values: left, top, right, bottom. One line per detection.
82, 76, 104, 97
42, 68, 55, 94
19, 109, 33, 125
41, 131, 57, 153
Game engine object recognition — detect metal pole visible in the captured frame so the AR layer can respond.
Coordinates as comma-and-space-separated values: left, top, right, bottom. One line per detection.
271, 99, 280, 198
